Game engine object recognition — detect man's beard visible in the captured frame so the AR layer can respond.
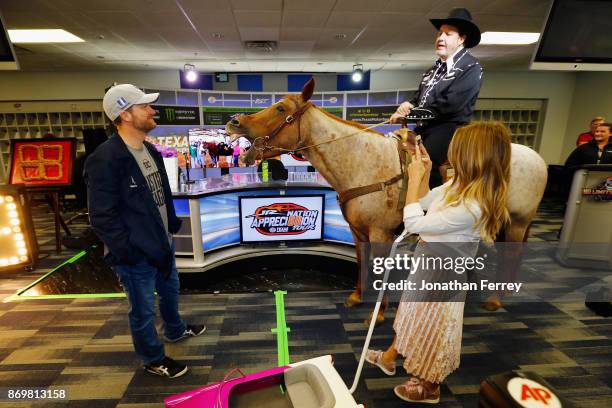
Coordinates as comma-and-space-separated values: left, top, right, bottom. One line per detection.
134, 117, 156, 133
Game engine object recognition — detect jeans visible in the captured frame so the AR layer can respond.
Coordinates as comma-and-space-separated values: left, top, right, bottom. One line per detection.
113, 246, 186, 365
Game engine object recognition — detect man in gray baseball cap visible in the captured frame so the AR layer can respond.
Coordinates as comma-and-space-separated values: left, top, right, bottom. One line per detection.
103, 83, 159, 122
85, 84, 206, 378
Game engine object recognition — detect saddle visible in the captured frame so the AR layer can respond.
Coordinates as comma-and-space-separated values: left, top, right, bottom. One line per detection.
337, 128, 414, 212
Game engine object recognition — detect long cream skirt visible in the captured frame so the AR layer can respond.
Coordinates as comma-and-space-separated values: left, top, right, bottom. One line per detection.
392, 241, 469, 384
393, 301, 464, 384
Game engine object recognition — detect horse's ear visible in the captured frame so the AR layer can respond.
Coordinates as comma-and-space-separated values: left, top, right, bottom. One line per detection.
301, 78, 315, 102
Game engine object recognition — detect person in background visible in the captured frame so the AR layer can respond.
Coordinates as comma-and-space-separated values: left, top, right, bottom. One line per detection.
232, 142, 241, 167
365, 122, 511, 404
390, 8, 483, 189
566, 122, 612, 168
85, 84, 206, 379
576, 116, 605, 146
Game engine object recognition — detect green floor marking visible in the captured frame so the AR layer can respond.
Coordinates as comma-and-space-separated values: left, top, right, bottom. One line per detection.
271, 290, 291, 366
7, 247, 125, 301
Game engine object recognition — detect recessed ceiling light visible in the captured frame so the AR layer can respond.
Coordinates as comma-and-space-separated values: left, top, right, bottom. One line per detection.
184, 63, 198, 82
212, 33, 224, 39
480, 32, 540, 45
8, 29, 84, 43
334, 34, 347, 40
351, 64, 364, 83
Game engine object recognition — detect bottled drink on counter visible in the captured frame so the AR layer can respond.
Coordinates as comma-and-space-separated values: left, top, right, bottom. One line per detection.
262, 160, 269, 182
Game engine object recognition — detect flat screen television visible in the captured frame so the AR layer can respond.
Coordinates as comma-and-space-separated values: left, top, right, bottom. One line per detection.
531, 0, 612, 71
239, 195, 325, 244
0, 11, 18, 70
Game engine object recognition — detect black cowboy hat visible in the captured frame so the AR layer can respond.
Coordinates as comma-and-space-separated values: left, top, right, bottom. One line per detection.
430, 8, 481, 48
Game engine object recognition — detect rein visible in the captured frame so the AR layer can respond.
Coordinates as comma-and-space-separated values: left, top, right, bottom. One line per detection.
248, 102, 393, 157
244, 103, 411, 211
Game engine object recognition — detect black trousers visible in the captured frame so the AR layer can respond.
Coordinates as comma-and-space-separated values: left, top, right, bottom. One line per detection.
415, 122, 462, 189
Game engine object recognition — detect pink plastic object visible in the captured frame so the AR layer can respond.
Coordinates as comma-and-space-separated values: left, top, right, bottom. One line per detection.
164, 366, 289, 408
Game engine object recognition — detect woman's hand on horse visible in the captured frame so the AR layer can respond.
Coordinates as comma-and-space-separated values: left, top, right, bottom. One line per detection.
419, 143, 432, 173
408, 155, 428, 182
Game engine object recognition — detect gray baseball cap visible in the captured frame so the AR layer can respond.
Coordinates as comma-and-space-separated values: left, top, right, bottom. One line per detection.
103, 84, 159, 121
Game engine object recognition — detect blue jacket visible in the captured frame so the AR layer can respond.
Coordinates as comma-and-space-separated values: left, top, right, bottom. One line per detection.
84, 133, 181, 273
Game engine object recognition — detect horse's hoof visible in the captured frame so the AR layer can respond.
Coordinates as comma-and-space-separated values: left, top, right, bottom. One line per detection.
365, 312, 385, 327
482, 298, 503, 311
345, 292, 362, 308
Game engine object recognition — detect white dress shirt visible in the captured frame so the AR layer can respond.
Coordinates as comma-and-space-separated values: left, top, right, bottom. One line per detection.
403, 180, 482, 243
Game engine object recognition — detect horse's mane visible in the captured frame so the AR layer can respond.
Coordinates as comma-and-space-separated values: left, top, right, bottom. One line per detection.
284, 94, 384, 136
314, 105, 384, 136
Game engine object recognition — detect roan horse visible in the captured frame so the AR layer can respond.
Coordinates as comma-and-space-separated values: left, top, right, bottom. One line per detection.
227, 79, 547, 321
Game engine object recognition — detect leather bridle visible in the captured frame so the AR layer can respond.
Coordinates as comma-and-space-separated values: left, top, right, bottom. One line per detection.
247, 101, 314, 158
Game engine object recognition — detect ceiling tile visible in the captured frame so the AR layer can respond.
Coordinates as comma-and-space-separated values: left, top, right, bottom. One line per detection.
282, 11, 329, 29
179, 0, 232, 12
206, 41, 244, 52
234, 11, 281, 28
136, 10, 189, 29
284, 0, 336, 12
247, 60, 278, 71
230, 0, 282, 11
481, 0, 551, 16
189, 12, 239, 29
332, 0, 391, 12
82, 11, 149, 30
325, 12, 374, 29
384, 0, 441, 13
238, 27, 280, 41
157, 29, 210, 51
280, 28, 323, 41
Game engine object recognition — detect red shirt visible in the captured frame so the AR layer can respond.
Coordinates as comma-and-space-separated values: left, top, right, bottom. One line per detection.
576, 132, 594, 145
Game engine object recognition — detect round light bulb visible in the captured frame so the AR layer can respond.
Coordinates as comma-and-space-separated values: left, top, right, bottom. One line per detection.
351, 70, 363, 82
185, 70, 198, 82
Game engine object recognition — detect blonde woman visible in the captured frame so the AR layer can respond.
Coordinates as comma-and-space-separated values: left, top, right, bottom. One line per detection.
366, 121, 512, 403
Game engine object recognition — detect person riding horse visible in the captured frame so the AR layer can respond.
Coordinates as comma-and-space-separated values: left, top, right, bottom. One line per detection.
390, 8, 483, 189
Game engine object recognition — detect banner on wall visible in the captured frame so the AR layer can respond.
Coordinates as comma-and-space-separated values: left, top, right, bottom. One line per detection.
346, 106, 397, 124
203, 107, 261, 126
203, 107, 343, 126
153, 105, 200, 126
239, 195, 324, 243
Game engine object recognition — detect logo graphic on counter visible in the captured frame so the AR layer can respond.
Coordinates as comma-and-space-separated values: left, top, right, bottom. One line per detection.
240, 195, 324, 243
506, 377, 561, 408
290, 153, 308, 162
582, 176, 612, 201
280, 152, 312, 167
247, 203, 319, 235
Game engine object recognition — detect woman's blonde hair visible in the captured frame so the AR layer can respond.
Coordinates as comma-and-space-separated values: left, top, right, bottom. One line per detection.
444, 121, 511, 242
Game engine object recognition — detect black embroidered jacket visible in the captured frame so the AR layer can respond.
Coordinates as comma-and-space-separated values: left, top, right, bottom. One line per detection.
410, 48, 483, 124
